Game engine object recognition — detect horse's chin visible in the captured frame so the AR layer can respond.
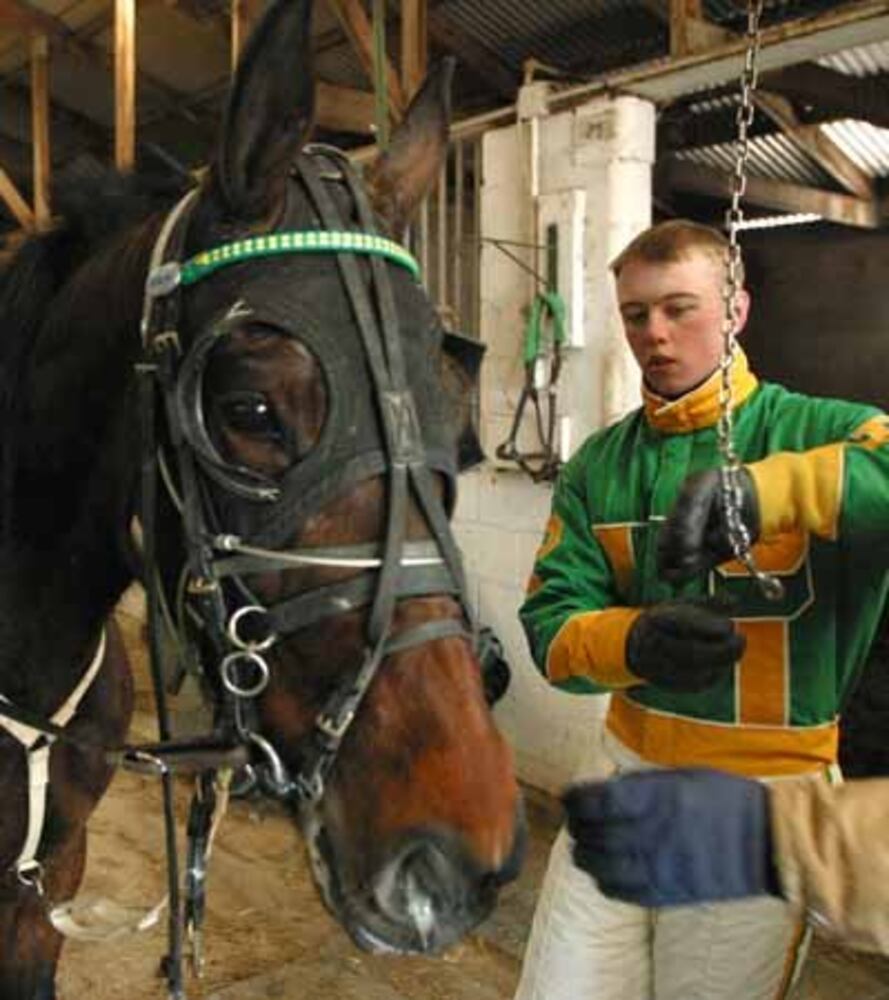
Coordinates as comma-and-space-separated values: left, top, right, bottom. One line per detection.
298, 810, 492, 956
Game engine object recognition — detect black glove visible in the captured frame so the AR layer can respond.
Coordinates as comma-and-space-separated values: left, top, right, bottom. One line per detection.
626, 598, 745, 692
657, 468, 760, 583
562, 768, 781, 908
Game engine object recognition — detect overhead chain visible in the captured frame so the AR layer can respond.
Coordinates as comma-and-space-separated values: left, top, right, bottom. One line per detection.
718, 0, 784, 602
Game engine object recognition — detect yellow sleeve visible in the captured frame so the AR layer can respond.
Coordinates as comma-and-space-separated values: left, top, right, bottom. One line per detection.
546, 607, 642, 688
748, 415, 889, 541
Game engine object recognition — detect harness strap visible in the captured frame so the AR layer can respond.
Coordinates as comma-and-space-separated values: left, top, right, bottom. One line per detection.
0, 630, 106, 877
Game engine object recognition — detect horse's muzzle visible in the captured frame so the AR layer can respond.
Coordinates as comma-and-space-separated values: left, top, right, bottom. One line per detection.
314, 811, 526, 956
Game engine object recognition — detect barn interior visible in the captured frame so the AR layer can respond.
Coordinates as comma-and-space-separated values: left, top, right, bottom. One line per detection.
2, 0, 889, 997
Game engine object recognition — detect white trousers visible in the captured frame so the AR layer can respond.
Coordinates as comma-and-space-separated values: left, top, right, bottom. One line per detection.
514, 825, 809, 1000
514, 735, 811, 1000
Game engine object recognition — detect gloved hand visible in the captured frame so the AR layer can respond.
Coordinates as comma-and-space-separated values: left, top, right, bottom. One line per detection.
658, 468, 760, 583
562, 768, 781, 907
626, 599, 745, 692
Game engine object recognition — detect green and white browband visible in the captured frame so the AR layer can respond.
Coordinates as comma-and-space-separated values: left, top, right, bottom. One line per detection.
180, 230, 421, 286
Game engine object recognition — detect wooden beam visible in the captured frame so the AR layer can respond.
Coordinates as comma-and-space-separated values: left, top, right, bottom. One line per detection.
670, 0, 733, 56
114, 0, 135, 171
324, 0, 406, 117
0, 166, 35, 230
316, 81, 376, 134
761, 63, 889, 130
30, 34, 51, 229
400, 0, 427, 101
753, 90, 873, 199
427, 7, 517, 101
0, 0, 91, 59
656, 157, 878, 228
550, 0, 889, 106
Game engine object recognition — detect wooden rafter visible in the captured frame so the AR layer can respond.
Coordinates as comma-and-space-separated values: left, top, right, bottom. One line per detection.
0, 166, 35, 230
115, 0, 135, 171
2, 0, 203, 132
316, 81, 376, 134
427, 7, 516, 101
30, 33, 50, 228
656, 158, 878, 229
753, 90, 873, 199
324, 0, 406, 118
400, 0, 427, 102
761, 63, 889, 130
669, 0, 734, 57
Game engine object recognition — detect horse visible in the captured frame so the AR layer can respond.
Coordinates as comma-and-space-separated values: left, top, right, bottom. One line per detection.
0, 1, 524, 996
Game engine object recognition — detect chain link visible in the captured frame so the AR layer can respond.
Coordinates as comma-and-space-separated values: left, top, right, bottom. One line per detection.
719, 0, 784, 602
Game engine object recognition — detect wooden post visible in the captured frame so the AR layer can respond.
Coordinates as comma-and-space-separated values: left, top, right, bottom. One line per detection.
231, 0, 262, 71
114, 0, 135, 172
30, 33, 50, 229
325, 0, 406, 117
670, 0, 701, 57
0, 167, 36, 231
401, 0, 427, 102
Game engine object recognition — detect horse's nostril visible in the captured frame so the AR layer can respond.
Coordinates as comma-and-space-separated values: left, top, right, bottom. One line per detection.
373, 839, 461, 945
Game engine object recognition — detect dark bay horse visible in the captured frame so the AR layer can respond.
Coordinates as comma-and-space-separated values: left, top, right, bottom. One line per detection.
0, 1, 523, 995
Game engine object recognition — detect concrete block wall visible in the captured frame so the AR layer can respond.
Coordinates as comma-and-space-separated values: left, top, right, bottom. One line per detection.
454, 93, 655, 797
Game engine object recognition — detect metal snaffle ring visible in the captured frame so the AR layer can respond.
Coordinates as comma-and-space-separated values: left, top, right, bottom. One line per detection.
227, 605, 277, 652
221, 651, 270, 698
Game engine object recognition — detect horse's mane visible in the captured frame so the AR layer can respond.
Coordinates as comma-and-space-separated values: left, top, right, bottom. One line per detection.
0, 161, 188, 544
0, 160, 186, 419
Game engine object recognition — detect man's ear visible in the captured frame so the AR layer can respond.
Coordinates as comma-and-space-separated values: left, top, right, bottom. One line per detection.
733, 288, 751, 335
211, 0, 315, 219
365, 58, 454, 240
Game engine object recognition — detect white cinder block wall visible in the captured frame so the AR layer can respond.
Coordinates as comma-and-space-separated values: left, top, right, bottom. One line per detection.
453, 93, 655, 796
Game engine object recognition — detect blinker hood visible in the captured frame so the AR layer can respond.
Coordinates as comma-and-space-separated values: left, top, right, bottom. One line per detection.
175, 254, 458, 548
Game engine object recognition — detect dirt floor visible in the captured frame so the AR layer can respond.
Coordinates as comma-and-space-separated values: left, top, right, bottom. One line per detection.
56, 598, 889, 1000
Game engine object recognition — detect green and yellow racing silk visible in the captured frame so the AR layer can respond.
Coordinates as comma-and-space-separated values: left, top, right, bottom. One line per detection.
521, 349, 889, 776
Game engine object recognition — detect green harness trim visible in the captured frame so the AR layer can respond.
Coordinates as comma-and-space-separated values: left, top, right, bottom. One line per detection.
179, 230, 421, 286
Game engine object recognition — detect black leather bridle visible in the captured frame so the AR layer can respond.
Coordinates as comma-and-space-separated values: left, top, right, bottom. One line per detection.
136, 145, 477, 996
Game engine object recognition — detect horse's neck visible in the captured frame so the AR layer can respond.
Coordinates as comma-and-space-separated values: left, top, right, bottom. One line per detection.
0, 222, 156, 701
0, 539, 115, 711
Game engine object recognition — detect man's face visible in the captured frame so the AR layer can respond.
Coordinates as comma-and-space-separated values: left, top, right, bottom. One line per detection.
616, 251, 750, 399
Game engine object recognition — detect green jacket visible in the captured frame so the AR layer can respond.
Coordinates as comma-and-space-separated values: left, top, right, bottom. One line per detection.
521, 351, 889, 776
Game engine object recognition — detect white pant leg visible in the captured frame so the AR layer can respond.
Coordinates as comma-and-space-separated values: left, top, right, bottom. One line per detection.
513, 826, 652, 1000
653, 893, 810, 1000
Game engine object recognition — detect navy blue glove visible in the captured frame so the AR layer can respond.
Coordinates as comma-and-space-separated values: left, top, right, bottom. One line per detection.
562, 768, 781, 907
658, 468, 760, 583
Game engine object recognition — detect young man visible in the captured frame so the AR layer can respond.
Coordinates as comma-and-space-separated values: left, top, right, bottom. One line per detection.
516, 219, 889, 1000
563, 768, 889, 956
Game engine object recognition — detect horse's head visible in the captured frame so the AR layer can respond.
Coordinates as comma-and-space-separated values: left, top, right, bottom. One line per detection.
143, 0, 522, 955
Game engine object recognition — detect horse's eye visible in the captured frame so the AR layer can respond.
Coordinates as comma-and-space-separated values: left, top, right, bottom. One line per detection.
219, 392, 282, 439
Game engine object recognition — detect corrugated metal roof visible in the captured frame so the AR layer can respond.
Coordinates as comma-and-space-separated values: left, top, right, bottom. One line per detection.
436, 0, 665, 74
822, 119, 889, 176
676, 133, 835, 187
818, 40, 889, 76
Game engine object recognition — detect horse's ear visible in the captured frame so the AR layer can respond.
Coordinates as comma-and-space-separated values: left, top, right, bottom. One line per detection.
212, 0, 315, 218
366, 58, 454, 239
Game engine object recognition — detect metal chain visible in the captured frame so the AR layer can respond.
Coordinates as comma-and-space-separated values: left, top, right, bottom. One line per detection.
719, 0, 784, 601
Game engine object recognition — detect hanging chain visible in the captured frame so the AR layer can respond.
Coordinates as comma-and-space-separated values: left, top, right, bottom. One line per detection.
718, 0, 784, 602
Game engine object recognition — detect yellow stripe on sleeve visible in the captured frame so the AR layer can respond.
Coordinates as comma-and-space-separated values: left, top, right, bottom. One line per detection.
546, 607, 642, 688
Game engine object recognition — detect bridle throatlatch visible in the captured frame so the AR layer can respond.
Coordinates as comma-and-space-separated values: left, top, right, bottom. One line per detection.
137, 146, 476, 997
718, 0, 783, 602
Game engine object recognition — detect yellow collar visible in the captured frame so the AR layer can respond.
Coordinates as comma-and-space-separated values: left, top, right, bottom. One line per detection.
643, 349, 759, 434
